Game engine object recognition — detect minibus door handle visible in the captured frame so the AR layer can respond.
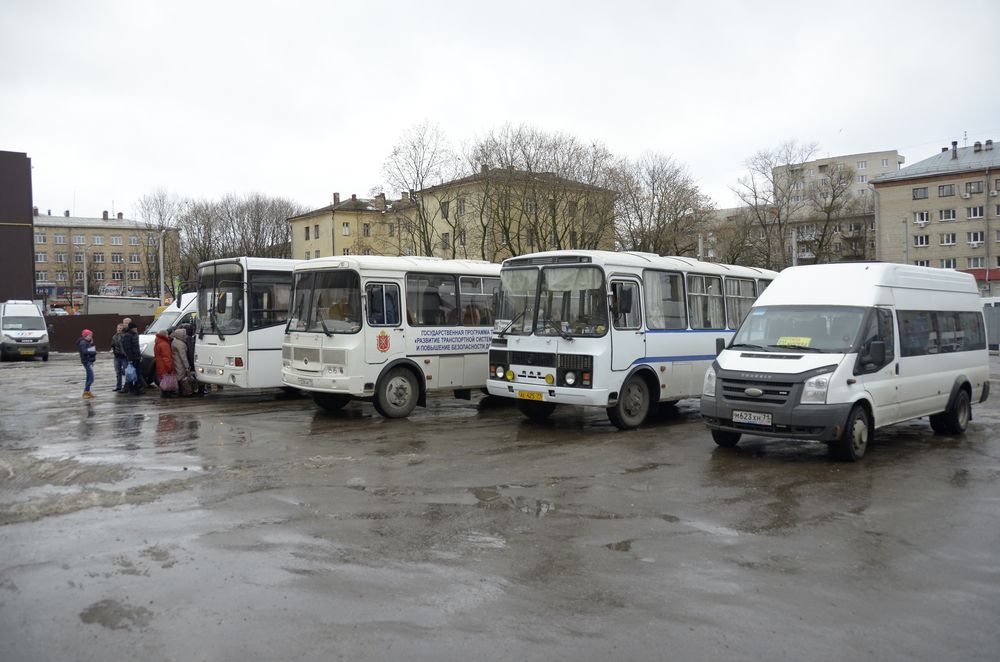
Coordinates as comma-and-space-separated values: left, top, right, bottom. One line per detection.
895, 362, 899, 375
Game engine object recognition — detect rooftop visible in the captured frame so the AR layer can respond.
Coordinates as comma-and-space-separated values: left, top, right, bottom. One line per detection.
872, 140, 1000, 184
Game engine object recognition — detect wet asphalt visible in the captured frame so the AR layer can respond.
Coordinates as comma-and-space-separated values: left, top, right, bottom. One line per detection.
1, 354, 998, 661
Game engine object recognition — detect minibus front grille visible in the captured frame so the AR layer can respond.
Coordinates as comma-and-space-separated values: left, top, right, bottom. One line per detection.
282, 345, 292, 360
510, 351, 556, 368
490, 350, 508, 365
720, 378, 795, 405
293, 347, 321, 364
558, 354, 593, 371
322, 348, 346, 365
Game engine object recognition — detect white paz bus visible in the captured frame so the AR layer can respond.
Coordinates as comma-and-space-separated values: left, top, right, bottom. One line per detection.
195, 257, 301, 389
282, 255, 501, 418
700, 263, 990, 461
486, 250, 777, 429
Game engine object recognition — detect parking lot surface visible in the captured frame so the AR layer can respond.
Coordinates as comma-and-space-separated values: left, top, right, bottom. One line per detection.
1, 354, 999, 661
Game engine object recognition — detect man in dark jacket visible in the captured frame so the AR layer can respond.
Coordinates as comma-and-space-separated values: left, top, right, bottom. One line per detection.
111, 323, 127, 391
122, 321, 144, 395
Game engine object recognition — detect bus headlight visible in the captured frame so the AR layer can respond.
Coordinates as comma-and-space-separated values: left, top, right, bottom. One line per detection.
801, 372, 832, 404
564, 371, 577, 386
494, 365, 505, 379
702, 367, 717, 397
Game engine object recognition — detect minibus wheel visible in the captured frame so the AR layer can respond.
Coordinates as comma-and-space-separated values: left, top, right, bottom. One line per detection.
933, 388, 970, 435
375, 367, 418, 418
835, 405, 870, 461
608, 375, 651, 430
517, 400, 556, 421
313, 392, 349, 411
711, 430, 741, 447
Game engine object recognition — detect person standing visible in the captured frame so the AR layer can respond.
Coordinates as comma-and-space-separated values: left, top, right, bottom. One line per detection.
180, 322, 203, 395
122, 321, 144, 395
153, 330, 175, 398
77, 329, 97, 398
111, 323, 127, 392
170, 327, 192, 396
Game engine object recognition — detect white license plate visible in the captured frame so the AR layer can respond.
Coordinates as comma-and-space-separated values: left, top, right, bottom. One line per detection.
732, 410, 772, 426
297, 377, 313, 386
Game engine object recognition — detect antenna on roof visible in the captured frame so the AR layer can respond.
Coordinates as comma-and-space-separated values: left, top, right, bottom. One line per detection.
964, 131, 968, 147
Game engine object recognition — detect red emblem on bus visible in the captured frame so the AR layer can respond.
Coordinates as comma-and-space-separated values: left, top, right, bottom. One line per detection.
376, 330, 390, 353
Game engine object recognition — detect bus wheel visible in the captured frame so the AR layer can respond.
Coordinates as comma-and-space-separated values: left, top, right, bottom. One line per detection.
932, 388, 970, 435
312, 392, 349, 411
608, 376, 650, 430
834, 404, 870, 461
518, 400, 556, 421
376, 367, 418, 418
712, 430, 741, 447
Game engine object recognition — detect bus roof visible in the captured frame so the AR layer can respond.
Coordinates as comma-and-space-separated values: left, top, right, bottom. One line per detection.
502, 250, 778, 280
294, 255, 500, 276
197, 257, 304, 271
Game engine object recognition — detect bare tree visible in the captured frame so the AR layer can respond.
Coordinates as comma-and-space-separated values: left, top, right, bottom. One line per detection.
710, 206, 760, 266
135, 189, 183, 298
799, 164, 863, 263
732, 140, 818, 269
611, 153, 715, 256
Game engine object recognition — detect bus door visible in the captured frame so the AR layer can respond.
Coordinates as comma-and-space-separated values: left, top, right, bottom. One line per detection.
364, 282, 404, 364
610, 279, 644, 371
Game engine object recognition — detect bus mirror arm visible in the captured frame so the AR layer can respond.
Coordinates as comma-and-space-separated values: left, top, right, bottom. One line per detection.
715, 337, 726, 355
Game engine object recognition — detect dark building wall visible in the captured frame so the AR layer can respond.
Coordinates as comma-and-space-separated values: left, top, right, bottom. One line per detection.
0, 151, 34, 302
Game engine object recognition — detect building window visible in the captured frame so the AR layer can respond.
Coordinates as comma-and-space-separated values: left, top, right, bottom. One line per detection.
458, 229, 466, 247
74, 253, 84, 263
111, 253, 123, 263
912, 187, 928, 200
129, 253, 140, 263
55, 271, 66, 282
441, 232, 450, 250
913, 211, 929, 223
913, 235, 929, 247
74, 270, 84, 281
35, 252, 47, 263
54, 252, 67, 263
92, 253, 105, 263
343, 248, 350, 256
147, 235, 157, 246
304, 250, 310, 260
305, 226, 310, 240
913, 260, 929, 267
314, 250, 319, 257
35, 233, 46, 244
111, 270, 123, 281
440, 201, 450, 219
967, 231, 984, 244
939, 209, 956, 221
968, 257, 985, 269
940, 258, 956, 269
940, 233, 956, 245
111, 235, 123, 245
881, 158, 890, 167
457, 197, 466, 218
128, 270, 141, 280
54, 234, 66, 244
938, 184, 955, 197
342, 223, 350, 236
35, 271, 47, 282
363, 223, 371, 238
856, 175, 867, 184
313, 224, 319, 238
968, 206, 984, 219
73, 235, 85, 245
388, 223, 396, 237
129, 235, 140, 246
857, 160, 867, 170
525, 198, 537, 214
966, 181, 984, 195
363, 248, 372, 256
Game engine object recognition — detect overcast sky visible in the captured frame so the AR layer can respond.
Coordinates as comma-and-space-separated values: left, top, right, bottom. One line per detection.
2, 0, 998, 219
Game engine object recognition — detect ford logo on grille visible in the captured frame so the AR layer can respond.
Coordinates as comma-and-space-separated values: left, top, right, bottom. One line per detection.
744, 387, 764, 397
303, 357, 309, 365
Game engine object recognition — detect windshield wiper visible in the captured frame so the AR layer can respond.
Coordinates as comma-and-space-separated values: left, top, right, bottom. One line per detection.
497, 307, 527, 338
730, 342, 768, 351
540, 318, 573, 341
319, 318, 333, 337
210, 309, 225, 341
768, 344, 821, 352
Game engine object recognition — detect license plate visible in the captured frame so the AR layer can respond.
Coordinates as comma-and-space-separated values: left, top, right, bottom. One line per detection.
298, 377, 313, 386
732, 410, 771, 426
18, 349, 35, 356
517, 390, 543, 401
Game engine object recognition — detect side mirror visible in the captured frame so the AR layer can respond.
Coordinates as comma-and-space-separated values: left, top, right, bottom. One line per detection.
47, 323, 54, 335
866, 340, 886, 366
716, 337, 726, 355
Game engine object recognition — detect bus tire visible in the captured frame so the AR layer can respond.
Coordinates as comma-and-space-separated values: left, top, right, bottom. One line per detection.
312, 392, 350, 412
711, 430, 741, 447
518, 400, 556, 421
933, 387, 970, 435
834, 404, 870, 462
375, 367, 418, 419
607, 375, 651, 430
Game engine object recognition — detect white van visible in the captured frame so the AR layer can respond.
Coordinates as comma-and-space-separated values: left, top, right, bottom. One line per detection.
0, 300, 49, 361
700, 263, 990, 460
139, 293, 198, 382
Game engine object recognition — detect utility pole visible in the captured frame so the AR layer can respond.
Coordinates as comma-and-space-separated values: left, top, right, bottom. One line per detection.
158, 230, 165, 302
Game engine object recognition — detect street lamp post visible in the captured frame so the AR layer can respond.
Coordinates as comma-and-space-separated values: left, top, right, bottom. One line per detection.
158, 230, 165, 302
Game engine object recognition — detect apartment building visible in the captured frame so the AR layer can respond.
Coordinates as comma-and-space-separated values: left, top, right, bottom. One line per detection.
32, 208, 180, 308
872, 139, 1000, 295
289, 167, 617, 262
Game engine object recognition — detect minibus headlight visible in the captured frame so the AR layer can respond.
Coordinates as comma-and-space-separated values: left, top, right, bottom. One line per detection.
564, 371, 577, 386
801, 372, 833, 404
702, 367, 717, 397
494, 365, 505, 379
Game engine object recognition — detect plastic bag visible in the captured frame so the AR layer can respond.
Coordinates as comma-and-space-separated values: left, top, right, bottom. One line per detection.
159, 373, 178, 393
124, 362, 138, 384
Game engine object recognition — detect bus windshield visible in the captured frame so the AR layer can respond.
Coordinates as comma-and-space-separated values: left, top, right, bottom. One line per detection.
198, 263, 245, 335
733, 305, 867, 353
536, 265, 607, 337
288, 270, 362, 334
496, 268, 538, 335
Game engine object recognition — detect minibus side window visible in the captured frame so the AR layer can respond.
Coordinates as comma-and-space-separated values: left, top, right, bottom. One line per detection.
857, 309, 894, 373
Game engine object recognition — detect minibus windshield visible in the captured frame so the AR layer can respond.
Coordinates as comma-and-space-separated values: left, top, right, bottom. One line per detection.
536, 266, 607, 337
733, 305, 867, 353
2, 316, 45, 331
287, 270, 362, 334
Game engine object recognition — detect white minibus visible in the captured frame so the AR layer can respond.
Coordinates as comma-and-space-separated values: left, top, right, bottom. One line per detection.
195, 257, 301, 389
282, 255, 501, 418
0, 300, 48, 361
139, 293, 198, 383
486, 250, 777, 429
700, 263, 990, 460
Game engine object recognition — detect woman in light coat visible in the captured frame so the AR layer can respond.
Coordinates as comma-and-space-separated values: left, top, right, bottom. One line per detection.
170, 327, 192, 395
